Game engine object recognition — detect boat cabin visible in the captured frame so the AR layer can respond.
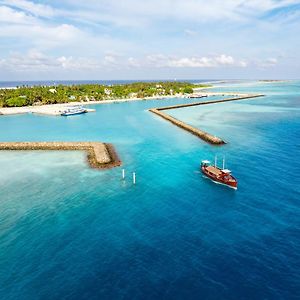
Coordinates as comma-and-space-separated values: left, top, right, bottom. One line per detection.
201, 160, 210, 167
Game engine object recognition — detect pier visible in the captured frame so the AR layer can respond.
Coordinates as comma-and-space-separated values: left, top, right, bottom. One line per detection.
149, 94, 264, 145
0, 142, 121, 169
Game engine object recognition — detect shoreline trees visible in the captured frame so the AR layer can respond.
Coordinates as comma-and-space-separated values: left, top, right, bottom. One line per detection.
0, 82, 211, 107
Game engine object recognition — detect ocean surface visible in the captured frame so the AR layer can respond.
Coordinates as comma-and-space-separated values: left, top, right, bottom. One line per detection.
0, 81, 299, 299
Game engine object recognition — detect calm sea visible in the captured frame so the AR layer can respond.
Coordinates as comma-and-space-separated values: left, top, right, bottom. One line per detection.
0, 81, 299, 299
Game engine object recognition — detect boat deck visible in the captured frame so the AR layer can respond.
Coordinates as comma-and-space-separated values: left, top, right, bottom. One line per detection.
205, 166, 223, 176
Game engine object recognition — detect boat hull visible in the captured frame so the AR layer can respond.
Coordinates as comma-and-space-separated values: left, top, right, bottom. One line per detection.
61, 110, 87, 116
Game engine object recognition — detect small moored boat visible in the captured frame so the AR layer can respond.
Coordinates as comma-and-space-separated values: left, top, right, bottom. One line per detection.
61, 105, 87, 116
201, 157, 237, 189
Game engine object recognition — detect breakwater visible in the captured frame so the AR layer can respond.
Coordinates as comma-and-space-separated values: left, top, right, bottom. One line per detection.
156, 94, 264, 111
149, 108, 225, 144
0, 142, 121, 169
149, 94, 264, 145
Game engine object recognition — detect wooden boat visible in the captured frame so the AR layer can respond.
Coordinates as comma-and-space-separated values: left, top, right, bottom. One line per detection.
201, 157, 237, 189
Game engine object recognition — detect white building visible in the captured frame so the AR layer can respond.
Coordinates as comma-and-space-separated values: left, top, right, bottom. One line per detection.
104, 88, 112, 95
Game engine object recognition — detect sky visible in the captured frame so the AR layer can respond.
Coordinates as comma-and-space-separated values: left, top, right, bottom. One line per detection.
0, 0, 300, 80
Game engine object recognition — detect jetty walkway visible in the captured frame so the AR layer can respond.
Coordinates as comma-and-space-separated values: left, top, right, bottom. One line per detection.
0, 142, 121, 169
149, 94, 264, 145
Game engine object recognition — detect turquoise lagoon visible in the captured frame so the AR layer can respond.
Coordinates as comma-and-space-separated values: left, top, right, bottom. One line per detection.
0, 81, 299, 299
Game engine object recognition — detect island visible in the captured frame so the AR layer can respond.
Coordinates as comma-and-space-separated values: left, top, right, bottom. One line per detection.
0, 82, 210, 107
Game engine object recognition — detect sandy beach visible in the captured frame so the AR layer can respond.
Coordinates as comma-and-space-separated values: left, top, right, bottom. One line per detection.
0, 91, 253, 116
0, 95, 181, 116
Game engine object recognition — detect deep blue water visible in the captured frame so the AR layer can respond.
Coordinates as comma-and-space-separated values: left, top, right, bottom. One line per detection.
0, 81, 299, 299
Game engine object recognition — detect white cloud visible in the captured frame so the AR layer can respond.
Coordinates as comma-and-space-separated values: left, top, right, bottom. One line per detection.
257, 57, 278, 68
128, 57, 141, 67
143, 54, 247, 68
184, 29, 198, 36
1, 0, 55, 18
57, 56, 101, 70
0, 4, 84, 49
104, 55, 117, 65
0, 50, 102, 72
0, 22, 82, 49
0, 5, 37, 24
241, 0, 300, 12
145, 54, 167, 67
238, 61, 248, 68
0, 1, 297, 79
59, 0, 300, 26
0, 49, 150, 75
0, 4, 135, 54
2, 0, 295, 33
1, 50, 60, 70
168, 57, 215, 68
215, 54, 235, 65
0, 51, 250, 72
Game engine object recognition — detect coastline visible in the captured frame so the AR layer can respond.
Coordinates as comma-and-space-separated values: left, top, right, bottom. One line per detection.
0, 91, 253, 116
0, 95, 178, 116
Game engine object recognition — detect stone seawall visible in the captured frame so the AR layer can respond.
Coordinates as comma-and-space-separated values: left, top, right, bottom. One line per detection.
149, 109, 225, 145
0, 142, 121, 169
149, 94, 264, 145
156, 94, 264, 111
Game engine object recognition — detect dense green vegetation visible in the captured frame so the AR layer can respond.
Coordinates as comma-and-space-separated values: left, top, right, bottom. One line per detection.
0, 82, 211, 107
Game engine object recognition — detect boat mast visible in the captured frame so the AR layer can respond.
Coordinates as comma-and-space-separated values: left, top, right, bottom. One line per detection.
223, 156, 225, 169
214, 155, 217, 167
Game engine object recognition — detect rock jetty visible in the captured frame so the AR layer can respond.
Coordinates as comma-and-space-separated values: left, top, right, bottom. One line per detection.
0, 142, 121, 169
150, 109, 225, 144
149, 94, 264, 145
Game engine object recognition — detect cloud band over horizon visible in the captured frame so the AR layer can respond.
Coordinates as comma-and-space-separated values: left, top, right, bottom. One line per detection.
0, 0, 299, 80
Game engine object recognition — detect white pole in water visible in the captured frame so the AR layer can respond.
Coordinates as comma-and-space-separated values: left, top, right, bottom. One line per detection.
122, 169, 125, 180
223, 157, 225, 170
214, 155, 217, 167
133, 172, 136, 184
